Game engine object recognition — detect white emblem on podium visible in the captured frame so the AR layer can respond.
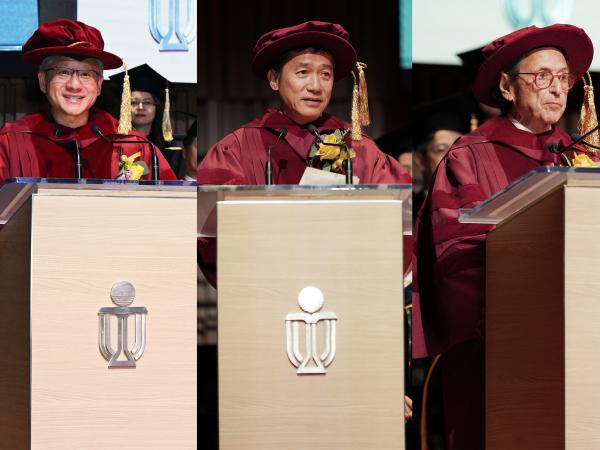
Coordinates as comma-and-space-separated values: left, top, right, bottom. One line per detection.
285, 286, 337, 375
98, 281, 148, 369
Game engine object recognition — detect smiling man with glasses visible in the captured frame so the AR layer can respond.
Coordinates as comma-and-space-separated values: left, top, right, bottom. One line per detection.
413, 24, 595, 450
0, 19, 176, 183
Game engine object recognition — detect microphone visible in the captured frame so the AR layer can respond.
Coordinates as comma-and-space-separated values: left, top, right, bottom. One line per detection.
307, 125, 353, 184
72, 140, 82, 179
547, 140, 562, 154
266, 127, 287, 185
91, 124, 159, 180
53, 125, 82, 179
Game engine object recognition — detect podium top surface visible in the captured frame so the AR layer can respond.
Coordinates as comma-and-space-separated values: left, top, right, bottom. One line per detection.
198, 184, 412, 237
459, 167, 600, 225
7, 177, 196, 188
198, 183, 411, 193
0, 178, 196, 225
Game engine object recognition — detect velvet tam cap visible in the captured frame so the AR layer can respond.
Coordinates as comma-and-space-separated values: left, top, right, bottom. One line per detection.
252, 20, 357, 81
22, 19, 122, 69
473, 24, 593, 107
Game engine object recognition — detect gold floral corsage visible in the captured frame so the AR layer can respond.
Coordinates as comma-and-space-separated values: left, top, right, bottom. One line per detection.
307, 129, 356, 174
116, 152, 149, 180
571, 152, 600, 167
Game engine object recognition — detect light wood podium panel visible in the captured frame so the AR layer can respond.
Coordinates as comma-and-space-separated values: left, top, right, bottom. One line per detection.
481, 170, 600, 450
216, 190, 405, 450
0, 183, 197, 450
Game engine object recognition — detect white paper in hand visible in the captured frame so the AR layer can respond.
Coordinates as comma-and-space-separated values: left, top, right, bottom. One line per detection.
298, 167, 360, 185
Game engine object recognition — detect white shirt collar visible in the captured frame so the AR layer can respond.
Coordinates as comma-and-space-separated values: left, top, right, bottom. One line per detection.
509, 116, 551, 134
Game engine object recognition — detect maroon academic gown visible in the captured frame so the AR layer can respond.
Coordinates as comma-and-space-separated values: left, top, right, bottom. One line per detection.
197, 108, 411, 286
413, 116, 574, 450
197, 108, 409, 184
0, 108, 177, 183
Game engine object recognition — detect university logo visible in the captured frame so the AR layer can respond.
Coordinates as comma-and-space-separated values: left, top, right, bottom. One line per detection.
98, 281, 148, 368
285, 286, 338, 375
149, 0, 196, 51
502, 0, 573, 28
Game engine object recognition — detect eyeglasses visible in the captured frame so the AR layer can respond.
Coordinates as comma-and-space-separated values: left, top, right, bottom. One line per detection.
131, 100, 156, 108
515, 71, 576, 90
45, 66, 101, 83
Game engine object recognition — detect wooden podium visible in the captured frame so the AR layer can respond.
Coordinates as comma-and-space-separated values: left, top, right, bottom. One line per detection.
460, 167, 600, 449
0, 179, 197, 450
199, 185, 409, 450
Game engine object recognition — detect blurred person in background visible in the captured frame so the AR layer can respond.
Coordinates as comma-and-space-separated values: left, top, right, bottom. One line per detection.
110, 64, 185, 177
182, 120, 197, 181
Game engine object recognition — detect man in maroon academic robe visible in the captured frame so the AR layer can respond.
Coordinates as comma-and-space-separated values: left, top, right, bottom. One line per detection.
413, 24, 594, 449
197, 21, 410, 185
0, 19, 176, 183
198, 21, 410, 285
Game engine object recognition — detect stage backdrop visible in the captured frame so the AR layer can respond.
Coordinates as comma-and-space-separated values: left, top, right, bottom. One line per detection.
414, 0, 600, 69
78, 0, 197, 84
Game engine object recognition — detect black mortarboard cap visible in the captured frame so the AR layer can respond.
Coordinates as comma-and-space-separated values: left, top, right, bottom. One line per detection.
412, 93, 474, 148
109, 63, 174, 140
457, 46, 485, 84
375, 126, 412, 159
109, 63, 169, 102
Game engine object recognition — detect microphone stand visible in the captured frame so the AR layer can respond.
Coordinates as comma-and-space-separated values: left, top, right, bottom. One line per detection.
265, 128, 287, 185
54, 126, 82, 179
73, 140, 82, 179
266, 148, 273, 185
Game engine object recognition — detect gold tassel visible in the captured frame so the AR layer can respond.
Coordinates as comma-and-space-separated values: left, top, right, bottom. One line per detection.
117, 63, 132, 135
357, 62, 370, 127
162, 85, 174, 142
351, 62, 370, 141
470, 113, 478, 132
351, 70, 361, 141
579, 72, 600, 152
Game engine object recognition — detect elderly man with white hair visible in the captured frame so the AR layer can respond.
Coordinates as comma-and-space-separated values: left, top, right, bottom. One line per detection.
413, 24, 595, 449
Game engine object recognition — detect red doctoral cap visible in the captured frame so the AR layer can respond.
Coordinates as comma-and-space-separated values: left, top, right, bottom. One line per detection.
252, 20, 357, 81
22, 19, 122, 69
473, 24, 594, 107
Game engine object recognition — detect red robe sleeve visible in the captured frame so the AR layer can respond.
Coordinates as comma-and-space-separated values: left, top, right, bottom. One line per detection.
197, 133, 248, 185
412, 146, 494, 358
155, 148, 177, 180
357, 137, 412, 184
0, 133, 10, 184
196, 133, 245, 287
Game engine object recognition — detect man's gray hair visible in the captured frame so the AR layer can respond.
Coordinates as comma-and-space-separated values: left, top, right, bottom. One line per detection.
39, 56, 104, 73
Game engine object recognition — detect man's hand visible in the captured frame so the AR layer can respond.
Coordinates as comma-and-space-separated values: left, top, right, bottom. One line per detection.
405, 395, 413, 422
